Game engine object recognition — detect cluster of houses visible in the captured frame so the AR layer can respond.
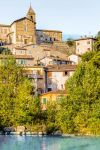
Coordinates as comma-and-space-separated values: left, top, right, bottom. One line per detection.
0, 6, 96, 108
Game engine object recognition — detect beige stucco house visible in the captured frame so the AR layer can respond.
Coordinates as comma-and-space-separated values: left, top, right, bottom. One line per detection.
75, 37, 96, 55
45, 64, 76, 92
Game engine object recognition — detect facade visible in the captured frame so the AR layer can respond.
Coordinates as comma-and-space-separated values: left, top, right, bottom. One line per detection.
39, 56, 72, 66
12, 47, 34, 66
0, 5, 62, 46
36, 30, 62, 44
0, 54, 34, 67
45, 64, 76, 92
0, 5, 78, 97
68, 54, 81, 64
24, 66, 45, 94
40, 90, 67, 110
75, 37, 96, 55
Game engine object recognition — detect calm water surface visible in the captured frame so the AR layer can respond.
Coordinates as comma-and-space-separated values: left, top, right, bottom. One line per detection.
0, 135, 100, 150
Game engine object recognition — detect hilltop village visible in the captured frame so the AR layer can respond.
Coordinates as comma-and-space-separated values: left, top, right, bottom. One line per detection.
0, 5, 96, 106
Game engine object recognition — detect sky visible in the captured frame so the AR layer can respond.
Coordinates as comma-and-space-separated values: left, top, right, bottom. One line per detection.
0, 0, 100, 36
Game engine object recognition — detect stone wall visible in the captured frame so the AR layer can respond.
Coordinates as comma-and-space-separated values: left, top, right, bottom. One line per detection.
36, 30, 62, 44
15, 18, 36, 46
0, 25, 10, 43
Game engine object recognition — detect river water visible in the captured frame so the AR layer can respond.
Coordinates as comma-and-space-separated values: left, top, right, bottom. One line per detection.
0, 135, 100, 150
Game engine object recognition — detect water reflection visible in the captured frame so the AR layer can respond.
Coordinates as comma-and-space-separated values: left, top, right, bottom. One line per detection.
0, 135, 100, 150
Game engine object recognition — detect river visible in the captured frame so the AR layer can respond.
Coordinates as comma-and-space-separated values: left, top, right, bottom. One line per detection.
0, 135, 100, 150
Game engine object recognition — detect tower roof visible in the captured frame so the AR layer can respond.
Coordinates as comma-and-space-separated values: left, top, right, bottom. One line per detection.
27, 5, 35, 15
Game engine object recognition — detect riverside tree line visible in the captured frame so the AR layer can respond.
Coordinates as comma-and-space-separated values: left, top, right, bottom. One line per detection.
0, 34, 100, 135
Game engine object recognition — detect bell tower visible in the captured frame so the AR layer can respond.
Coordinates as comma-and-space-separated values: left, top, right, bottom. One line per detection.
27, 4, 36, 22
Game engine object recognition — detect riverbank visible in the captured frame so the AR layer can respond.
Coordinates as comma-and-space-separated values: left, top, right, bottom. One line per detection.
1, 131, 100, 138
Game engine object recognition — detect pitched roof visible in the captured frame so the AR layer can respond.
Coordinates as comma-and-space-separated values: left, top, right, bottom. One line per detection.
40, 90, 67, 96
11, 17, 33, 26
15, 47, 27, 50
0, 24, 10, 27
45, 64, 77, 72
27, 5, 35, 15
0, 54, 34, 59
74, 37, 96, 41
37, 29, 62, 33
40, 56, 69, 61
14, 55, 34, 59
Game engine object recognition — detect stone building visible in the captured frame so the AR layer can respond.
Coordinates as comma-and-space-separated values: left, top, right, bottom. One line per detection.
0, 5, 62, 46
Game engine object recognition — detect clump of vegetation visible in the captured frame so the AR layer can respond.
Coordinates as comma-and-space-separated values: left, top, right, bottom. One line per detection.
0, 47, 100, 135
0, 47, 12, 55
66, 38, 75, 47
56, 50, 100, 134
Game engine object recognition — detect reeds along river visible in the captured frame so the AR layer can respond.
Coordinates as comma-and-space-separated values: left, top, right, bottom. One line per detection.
0, 135, 100, 150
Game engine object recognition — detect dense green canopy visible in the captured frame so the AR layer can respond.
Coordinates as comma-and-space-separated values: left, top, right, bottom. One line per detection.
56, 51, 100, 134
0, 57, 39, 127
0, 47, 100, 135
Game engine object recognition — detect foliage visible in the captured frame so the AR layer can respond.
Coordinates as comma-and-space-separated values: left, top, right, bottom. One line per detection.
45, 101, 59, 134
66, 39, 75, 47
94, 31, 100, 51
96, 31, 100, 38
59, 51, 100, 134
0, 57, 33, 127
0, 47, 12, 55
0, 51, 100, 135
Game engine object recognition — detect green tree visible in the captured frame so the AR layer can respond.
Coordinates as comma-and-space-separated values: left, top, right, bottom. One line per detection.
0, 57, 33, 127
66, 38, 75, 47
45, 101, 59, 134
58, 51, 100, 134
94, 31, 100, 51
0, 47, 12, 55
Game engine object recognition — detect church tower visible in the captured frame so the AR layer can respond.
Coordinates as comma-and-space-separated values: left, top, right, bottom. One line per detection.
27, 5, 36, 22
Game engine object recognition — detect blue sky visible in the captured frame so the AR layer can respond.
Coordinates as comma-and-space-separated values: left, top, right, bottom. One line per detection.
0, 0, 100, 36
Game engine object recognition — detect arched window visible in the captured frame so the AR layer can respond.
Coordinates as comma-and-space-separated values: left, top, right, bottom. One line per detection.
30, 16, 33, 20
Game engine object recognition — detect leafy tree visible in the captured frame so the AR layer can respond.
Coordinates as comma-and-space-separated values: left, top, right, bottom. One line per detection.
58, 51, 100, 134
66, 38, 75, 47
0, 57, 33, 127
94, 31, 100, 51
45, 101, 59, 134
96, 31, 100, 38
0, 47, 12, 55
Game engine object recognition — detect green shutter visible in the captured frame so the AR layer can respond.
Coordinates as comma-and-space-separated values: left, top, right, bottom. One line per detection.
43, 98, 47, 104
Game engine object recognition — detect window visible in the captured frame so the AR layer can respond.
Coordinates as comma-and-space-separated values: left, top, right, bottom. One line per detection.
24, 25, 28, 32
24, 39, 28, 44
18, 59, 26, 65
54, 38, 56, 41
50, 37, 52, 41
30, 16, 33, 20
48, 88, 52, 92
29, 50, 32, 54
64, 71, 68, 76
61, 84, 64, 89
42, 98, 47, 104
20, 50, 23, 54
21, 59, 25, 65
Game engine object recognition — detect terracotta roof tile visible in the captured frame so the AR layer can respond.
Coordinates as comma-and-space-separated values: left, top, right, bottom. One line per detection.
45, 64, 76, 72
